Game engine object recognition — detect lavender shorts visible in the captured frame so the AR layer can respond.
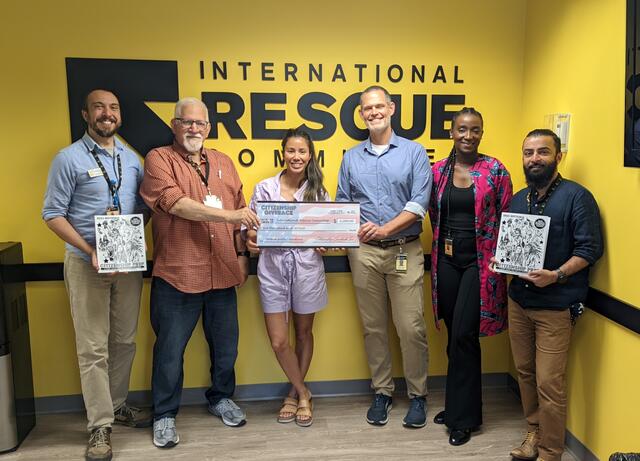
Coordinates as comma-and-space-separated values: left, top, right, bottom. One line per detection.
257, 248, 328, 314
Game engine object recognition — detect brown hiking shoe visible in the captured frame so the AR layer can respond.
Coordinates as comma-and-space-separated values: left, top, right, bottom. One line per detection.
86, 426, 112, 461
510, 428, 539, 460
114, 404, 152, 428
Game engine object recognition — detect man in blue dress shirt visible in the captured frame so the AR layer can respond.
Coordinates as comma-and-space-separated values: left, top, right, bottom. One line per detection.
42, 89, 150, 461
336, 85, 432, 428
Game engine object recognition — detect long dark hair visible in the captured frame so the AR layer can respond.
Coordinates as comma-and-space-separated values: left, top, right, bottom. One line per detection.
281, 128, 327, 201
435, 107, 484, 195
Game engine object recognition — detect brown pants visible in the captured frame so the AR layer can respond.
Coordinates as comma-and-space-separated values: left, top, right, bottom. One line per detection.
64, 251, 143, 431
347, 238, 429, 398
508, 298, 572, 461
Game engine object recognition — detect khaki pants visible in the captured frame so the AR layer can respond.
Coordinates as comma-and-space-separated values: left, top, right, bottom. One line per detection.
64, 251, 143, 431
508, 298, 572, 461
348, 238, 428, 397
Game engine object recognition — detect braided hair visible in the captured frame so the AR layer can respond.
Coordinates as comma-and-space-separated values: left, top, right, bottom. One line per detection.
435, 107, 484, 195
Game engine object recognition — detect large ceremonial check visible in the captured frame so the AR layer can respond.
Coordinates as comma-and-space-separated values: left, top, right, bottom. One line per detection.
256, 201, 360, 248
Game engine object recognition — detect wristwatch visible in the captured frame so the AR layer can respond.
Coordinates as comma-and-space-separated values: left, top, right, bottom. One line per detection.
555, 269, 568, 284
237, 251, 251, 257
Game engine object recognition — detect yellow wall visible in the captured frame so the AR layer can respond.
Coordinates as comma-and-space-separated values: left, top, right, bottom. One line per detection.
0, 0, 526, 399
4, 0, 638, 457
521, 0, 640, 457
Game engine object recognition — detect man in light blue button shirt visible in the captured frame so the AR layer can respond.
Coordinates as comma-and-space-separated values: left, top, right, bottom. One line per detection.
336, 85, 432, 429
42, 89, 150, 461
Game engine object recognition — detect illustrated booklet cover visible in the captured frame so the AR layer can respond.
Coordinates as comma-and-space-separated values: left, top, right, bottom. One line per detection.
94, 214, 146, 273
494, 212, 550, 276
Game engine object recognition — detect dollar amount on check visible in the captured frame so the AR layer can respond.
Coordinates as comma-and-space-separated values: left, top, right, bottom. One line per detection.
256, 201, 360, 248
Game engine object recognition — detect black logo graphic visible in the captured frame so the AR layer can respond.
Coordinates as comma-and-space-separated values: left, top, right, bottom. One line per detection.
66, 57, 178, 156
534, 218, 546, 229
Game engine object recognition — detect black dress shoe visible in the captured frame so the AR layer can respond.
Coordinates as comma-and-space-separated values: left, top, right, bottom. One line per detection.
433, 410, 445, 425
449, 428, 471, 446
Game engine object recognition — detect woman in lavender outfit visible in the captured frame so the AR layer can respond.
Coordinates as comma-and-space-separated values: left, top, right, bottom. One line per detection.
245, 128, 329, 427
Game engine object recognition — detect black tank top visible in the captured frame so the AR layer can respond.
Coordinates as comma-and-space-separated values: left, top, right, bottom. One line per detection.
441, 183, 475, 237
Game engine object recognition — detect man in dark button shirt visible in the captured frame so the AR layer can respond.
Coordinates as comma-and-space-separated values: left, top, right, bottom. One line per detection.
506, 129, 603, 461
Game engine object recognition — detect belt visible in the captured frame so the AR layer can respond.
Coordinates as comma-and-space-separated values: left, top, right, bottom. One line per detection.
363, 235, 419, 249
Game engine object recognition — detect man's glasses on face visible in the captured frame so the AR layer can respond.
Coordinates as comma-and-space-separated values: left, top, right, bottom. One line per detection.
175, 118, 210, 130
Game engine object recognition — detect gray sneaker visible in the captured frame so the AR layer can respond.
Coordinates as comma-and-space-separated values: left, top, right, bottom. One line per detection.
208, 398, 246, 427
153, 417, 179, 449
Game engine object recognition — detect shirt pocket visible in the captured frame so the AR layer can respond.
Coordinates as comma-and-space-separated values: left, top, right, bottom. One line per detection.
76, 165, 108, 196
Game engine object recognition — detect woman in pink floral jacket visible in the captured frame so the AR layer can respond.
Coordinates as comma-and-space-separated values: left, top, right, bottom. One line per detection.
428, 107, 512, 446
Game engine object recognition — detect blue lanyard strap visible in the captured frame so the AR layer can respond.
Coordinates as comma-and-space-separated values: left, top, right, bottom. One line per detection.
90, 147, 123, 209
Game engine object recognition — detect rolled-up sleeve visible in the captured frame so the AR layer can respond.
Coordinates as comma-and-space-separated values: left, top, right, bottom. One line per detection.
42, 152, 75, 221
403, 146, 432, 219
335, 155, 351, 202
226, 157, 247, 211
134, 161, 149, 215
140, 149, 187, 213
571, 189, 603, 264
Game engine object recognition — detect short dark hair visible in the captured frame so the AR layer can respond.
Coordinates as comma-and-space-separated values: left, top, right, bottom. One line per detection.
360, 85, 392, 105
81, 88, 118, 111
525, 128, 561, 153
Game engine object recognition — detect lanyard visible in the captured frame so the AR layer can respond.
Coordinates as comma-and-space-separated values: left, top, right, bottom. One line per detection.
90, 147, 122, 209
527, 174, 562, 215
186, 152, 211, 192
445, 173, 454, 238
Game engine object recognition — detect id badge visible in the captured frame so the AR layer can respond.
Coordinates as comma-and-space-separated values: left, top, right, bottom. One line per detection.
88, 168, 103, 178
444, 238, 453, 256
106, 206, 120, 216
204, 194, 223, 209
395, 253, 408, 273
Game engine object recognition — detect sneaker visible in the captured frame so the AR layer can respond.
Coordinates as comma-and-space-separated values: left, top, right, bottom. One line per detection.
86, 426, 112, 461
402, 396, 427, 428
366, 393, 392, 426
208, 398, 247, 427
114, 404, 153, 428
153, 417, 179, 449
510, 428, 539, 460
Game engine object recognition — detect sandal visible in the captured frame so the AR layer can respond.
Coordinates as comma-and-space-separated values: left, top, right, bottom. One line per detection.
295, 394, 313, 427
277, 397, 298, 423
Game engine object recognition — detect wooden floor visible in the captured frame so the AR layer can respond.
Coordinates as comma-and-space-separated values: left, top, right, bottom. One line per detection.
4, 388, 578, 460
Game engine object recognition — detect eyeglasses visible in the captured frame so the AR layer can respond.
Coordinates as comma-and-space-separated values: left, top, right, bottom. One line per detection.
175, 118, 210, 129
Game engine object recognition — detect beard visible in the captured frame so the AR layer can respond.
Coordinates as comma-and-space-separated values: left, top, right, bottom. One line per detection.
524, 160, 558, 189
181, 134, 204, 153
90, 116, 121, 138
